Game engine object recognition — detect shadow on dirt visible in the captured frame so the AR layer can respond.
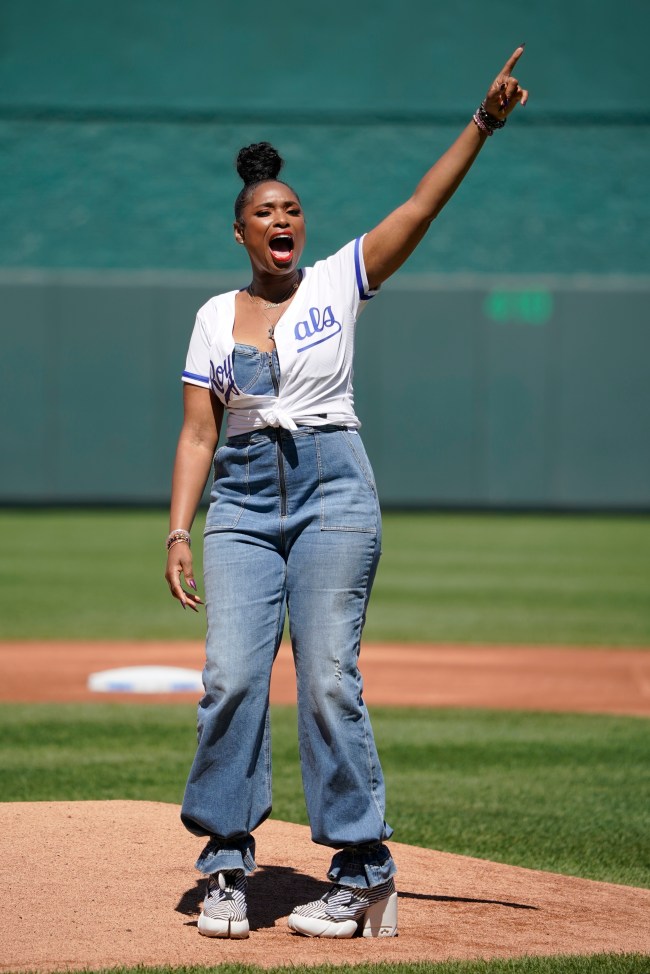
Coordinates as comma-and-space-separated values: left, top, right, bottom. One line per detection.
176, 863, 331, 930
176, 863, 537, 930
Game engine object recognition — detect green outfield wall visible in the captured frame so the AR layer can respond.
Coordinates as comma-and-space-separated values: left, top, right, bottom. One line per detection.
1, 2, 648, 506
2, 271, 648, 507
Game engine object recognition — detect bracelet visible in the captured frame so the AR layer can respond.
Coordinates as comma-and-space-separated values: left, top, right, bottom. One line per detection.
472, 100, 506, 137
167, 537, 191, 552
166, 528, 191, 551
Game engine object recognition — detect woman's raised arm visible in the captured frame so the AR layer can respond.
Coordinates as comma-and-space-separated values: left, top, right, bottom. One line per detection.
363, 46, 528, 290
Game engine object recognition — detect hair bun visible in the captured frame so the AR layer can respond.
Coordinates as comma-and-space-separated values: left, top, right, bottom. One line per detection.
236, 142, 284, 186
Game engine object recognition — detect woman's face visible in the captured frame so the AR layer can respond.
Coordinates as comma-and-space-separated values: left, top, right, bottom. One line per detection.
234, 181, 306, 276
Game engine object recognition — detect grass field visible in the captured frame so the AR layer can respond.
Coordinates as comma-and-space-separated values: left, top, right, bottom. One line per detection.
1, 509, 649, 643
1, 703, 648, 889
23, 958, 646, 974
1, 509, 648, 974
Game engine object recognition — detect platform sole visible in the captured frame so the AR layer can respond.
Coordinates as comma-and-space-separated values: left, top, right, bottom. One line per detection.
288, 890, 398, 939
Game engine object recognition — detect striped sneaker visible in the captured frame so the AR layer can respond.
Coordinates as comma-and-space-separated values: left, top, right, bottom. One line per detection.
288, 878, 397, 938
198, 870, 249, 939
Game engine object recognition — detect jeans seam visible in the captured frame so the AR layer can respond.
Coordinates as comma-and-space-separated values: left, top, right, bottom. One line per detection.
315, 431, 326, 529
357, 530, 385, 829
362, 709, 385, 829
342, 430, 377, 494
265, 563, 287, 811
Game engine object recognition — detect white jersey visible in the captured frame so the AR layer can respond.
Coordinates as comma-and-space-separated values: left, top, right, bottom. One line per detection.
182, 236, 377, 437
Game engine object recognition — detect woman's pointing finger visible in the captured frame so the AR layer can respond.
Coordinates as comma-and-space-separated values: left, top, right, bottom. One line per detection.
501, 43, 526, 78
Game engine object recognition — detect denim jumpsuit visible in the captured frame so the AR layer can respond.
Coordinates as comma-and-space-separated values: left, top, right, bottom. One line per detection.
181, 343, 396, 889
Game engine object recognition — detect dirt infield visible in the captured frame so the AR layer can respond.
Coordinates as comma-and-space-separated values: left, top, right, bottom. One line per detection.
2, 801, 649, 972
1, 640, 649, 715
1, 641, 648, 971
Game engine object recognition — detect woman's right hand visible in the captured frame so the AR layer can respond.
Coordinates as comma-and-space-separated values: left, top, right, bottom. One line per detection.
165, 385, 222, 613
165, 542, 203, 612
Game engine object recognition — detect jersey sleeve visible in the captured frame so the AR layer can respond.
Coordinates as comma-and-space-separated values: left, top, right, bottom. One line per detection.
324, 234, 379, 317
182, 312, 211, 388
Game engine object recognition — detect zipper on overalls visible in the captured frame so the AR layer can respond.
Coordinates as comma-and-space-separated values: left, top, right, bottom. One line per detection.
268, 352, 288, 517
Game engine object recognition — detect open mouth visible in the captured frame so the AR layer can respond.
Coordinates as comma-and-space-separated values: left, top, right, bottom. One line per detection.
269, 234, 294, 264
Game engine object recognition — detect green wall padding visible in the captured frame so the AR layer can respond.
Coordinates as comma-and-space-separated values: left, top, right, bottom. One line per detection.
2, 274, 648, 508
1, 2, 649, 273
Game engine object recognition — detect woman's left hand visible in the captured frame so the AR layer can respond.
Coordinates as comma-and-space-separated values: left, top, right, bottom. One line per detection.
483, 45, 529, 120
362, 44, 530, 290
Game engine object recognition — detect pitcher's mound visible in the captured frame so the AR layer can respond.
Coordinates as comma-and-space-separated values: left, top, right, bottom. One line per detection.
1, 801, 648, 972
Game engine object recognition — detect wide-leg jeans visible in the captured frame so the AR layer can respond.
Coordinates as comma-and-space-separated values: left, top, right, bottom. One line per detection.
181, 425, 395, 888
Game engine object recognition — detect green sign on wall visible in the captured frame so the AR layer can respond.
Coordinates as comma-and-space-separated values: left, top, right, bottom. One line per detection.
484, 289, 554, 325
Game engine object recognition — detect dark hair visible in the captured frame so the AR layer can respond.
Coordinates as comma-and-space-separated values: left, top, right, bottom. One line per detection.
233, 142, 297, 221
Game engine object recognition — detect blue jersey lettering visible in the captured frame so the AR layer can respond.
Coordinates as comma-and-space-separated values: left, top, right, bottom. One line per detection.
210, 354, 240, 404
294, 306, 342, 352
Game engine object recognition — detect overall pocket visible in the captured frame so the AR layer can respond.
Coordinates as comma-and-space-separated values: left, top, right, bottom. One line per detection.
232, 344, 276, 396
204, 443, 251, 531
316, 430, 379, 533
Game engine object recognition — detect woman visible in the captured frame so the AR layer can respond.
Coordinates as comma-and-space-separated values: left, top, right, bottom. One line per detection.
165, 47, 528, 940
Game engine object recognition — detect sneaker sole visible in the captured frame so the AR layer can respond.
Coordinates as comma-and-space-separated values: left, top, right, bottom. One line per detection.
288, 891, 398, 939
288, 914, 358, 938
198, 913, 250, 939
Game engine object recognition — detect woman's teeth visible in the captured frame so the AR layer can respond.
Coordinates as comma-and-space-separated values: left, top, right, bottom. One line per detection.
270, 236, 293, 262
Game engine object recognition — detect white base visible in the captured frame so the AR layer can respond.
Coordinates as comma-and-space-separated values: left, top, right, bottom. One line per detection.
87, 665, 203, 694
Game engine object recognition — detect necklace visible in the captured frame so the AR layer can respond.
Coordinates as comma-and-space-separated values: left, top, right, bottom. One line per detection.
246, 275, 300, 309
246, 274, 300, 340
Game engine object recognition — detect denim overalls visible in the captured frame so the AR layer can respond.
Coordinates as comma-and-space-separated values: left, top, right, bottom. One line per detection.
181, 343, 396, 889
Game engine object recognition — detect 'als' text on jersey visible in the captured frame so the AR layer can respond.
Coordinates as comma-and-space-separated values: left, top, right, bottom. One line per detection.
294, 306, 342, 352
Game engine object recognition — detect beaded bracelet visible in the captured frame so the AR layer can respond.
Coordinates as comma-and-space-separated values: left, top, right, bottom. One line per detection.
166, 528, 191, 551
472, 101, 507, 136
168, 537, 191, 552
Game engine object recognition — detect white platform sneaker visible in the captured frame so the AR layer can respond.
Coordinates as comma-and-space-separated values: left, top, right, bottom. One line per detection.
198, 870, 249, 939
288, 877, 397, 938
